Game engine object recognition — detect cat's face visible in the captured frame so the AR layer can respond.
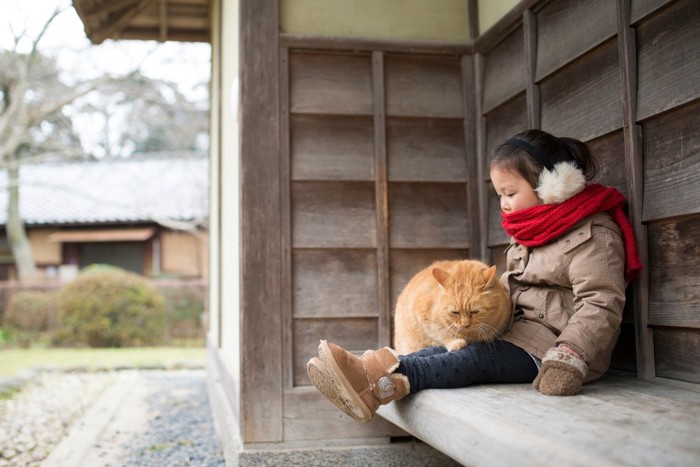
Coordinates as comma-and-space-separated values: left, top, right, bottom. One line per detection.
432, 264, 511, 342
437, 291, 496, 341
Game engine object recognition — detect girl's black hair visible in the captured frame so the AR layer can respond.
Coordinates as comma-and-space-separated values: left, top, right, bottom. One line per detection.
489, 129, 598, 188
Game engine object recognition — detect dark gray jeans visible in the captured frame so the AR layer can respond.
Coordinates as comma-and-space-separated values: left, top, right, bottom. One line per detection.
396, 340, 538, 393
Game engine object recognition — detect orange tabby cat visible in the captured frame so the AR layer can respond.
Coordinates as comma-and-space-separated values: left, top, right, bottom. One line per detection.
393, 259, 512, 354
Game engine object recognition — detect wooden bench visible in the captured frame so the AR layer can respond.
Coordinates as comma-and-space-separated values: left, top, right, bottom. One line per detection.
377, 374, 700, 466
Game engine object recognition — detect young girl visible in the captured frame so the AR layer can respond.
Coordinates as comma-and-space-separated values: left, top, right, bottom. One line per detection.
307, 129, 643, 423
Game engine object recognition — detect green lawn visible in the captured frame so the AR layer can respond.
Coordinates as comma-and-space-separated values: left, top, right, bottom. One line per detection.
0, 347, 206, 377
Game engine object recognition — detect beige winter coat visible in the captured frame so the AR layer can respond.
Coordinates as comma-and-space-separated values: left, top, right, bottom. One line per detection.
500, 212, 627, 382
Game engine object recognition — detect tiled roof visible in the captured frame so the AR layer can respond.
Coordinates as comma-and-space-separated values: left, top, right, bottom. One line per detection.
0, 153, 209, 226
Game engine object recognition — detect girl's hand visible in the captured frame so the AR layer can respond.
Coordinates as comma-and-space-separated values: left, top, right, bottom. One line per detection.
532, 346, 588, 396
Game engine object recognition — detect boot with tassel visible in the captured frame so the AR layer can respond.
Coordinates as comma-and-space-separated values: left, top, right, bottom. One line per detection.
307, 340, 410, 423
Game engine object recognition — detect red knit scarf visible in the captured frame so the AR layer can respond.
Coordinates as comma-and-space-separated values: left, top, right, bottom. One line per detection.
501, 184, 643, 282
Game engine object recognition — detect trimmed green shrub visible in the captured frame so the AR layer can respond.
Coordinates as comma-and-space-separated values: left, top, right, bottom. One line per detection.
5, 290, 56, 332
156, 281, 207, 345
3, 290, 57, 348
55, 267, 166, 347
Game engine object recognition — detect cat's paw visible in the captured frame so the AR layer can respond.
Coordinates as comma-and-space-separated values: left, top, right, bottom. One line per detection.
446, 339, 468, 351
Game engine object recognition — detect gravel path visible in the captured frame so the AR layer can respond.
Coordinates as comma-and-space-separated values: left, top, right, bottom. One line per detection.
0, 369, 224, 467
119, 371, 224, 467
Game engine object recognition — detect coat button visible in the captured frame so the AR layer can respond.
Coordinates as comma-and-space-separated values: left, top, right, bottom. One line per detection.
539, 313, 544, 319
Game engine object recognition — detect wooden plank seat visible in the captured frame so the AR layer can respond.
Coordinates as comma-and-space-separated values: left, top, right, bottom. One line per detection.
377, 374, 700, 466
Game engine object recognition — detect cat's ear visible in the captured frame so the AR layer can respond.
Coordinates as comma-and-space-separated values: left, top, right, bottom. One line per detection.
482, 265, 498, 288
432, 267, 450, 287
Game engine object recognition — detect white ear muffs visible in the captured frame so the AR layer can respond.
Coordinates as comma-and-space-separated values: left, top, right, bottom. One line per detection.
536, 161, 586, 204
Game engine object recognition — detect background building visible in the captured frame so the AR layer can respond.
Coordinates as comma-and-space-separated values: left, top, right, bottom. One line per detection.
0, 153, 208, 281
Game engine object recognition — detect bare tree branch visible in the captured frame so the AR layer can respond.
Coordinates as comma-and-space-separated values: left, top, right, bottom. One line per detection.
27, 4, 65, 68
0, 3, 210, 281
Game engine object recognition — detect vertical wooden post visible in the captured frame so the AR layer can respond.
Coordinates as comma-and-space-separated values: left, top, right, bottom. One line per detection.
462, 55, 479, 259
468, 0, 479, 39
239, 0, 283, 442
523, 9, 540, 129
373, 51, 391, 347
462, 0, 491, 263
473, 53, 488, 262
279, 47, 294, 390
616, 0, 654, 379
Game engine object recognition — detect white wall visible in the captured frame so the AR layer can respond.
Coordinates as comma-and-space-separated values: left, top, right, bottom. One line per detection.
478, 0, 520, 34
209, 0, 242, 421
280, 0, 471, 42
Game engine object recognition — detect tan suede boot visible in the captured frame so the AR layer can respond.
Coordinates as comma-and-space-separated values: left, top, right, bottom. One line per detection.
306, 340, 410, 423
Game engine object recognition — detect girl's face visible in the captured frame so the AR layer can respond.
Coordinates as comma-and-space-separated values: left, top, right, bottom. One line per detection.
490, 168, 541, 213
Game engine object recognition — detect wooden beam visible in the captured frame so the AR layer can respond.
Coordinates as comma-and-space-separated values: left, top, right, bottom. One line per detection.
523, 9, 540, 129
279, 33, 472, 55
474, 52, 488, 262
468, 0, 479, 40
159, 0, 168, 42
90, 0, 155, 44
279, 47, 293, 390
461, 55, 479, 259
85, 0, 142, 18
616, 0, 654, 379
239, 0, 283, 443
116, 29, 210, 42
372, 51, 391, 347
466, 0, 482, 269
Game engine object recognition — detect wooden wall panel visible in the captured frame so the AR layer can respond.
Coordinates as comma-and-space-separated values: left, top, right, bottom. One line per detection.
647, 218, 700, 328
535, 0, 617, 81
487, 187, 508, 247
489, 247, 508, 277
654, 327, 700, 384
389, 248, 470, 313
484, 93, 528, 164
387, 118, 467, 182
293, 318, 378, 386
630, 0, 675, 24
283, 389, 407, 440
385, 56, 463, 118
292, 182, 376, 248
291, 115, 374, 181
293, 249, 378, 319
470, 0, 699, 386
541, 39, 622, 141
586, 130, 628, 196
389, 182, 469, 249
482, 26, 525, 114
290, 52, 373, 115
275, 0, 700, 440
641, 99, 700, 222
636, 0, 700, 121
